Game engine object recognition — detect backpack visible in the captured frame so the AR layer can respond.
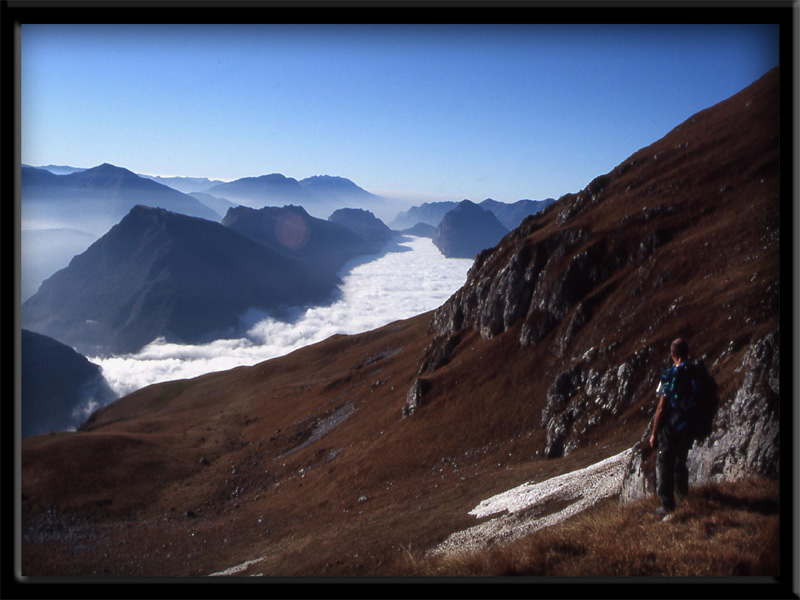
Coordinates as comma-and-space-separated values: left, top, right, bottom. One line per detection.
660, 360, 718, 439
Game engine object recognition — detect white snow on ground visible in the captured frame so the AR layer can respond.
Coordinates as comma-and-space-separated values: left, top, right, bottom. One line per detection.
207, 447, 635, 575
209, 556, 266, 576
429, 447, 635, 557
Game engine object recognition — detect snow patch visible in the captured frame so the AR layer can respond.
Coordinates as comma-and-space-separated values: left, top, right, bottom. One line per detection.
430, 447, 635, 556
209, 556, 266, 576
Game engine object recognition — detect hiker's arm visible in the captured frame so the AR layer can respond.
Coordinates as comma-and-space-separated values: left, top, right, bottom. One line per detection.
650, 395, 666, 448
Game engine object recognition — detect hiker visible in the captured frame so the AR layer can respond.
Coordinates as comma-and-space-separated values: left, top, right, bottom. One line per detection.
648, 338, 696, 521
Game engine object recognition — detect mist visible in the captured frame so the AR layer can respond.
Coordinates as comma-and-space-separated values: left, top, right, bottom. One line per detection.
91, 235, 473, 397
21, 228, 98, 302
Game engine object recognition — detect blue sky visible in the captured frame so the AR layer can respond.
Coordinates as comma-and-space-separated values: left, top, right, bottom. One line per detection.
21, 23, 779, 204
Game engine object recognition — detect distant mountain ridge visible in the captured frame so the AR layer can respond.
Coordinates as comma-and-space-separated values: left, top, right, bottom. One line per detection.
389, 201, 459, 230
479, 198, 555, 230
22, 205, 341, 356
390, 198, 554, 232
20, 67, 781, 578
26, 164, 87, 175
207, 173, 308, 205
327, 208, 395, 250
139, 174, 226, 194
432, 200, 509, 259
221, 204, 381, 273
207, 173, 384, 219
22, 163, 220, 234
188, 192, 238, 220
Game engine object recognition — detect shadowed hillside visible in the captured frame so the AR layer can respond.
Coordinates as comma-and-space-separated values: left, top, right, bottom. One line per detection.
432, 200, 509, 258
221, 204, 379, 273
20, 68, 781, 579
21, 206, 341, 356
21, 330, 117, 437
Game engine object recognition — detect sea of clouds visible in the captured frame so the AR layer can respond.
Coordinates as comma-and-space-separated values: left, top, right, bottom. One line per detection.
91, 235, 473, 398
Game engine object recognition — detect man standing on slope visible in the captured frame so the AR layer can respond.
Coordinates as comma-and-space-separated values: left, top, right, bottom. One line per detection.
648, 338, 697, 522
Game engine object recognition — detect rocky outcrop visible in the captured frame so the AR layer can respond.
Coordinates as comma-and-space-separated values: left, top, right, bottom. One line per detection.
401, 378, 430, 419
619, 330, 780, 504
406, 68, 780, 490
541, 346, 653, 458
427, 195, 625, 351
689, 331, 779, 481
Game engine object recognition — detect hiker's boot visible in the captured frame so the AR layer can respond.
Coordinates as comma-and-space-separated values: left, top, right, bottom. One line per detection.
653, 506, 673, 521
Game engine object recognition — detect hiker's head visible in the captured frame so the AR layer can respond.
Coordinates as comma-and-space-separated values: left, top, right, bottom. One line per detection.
670, 338, 689, 362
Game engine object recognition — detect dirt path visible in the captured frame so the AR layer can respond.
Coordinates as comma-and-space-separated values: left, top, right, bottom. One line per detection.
429, 447, 635, 557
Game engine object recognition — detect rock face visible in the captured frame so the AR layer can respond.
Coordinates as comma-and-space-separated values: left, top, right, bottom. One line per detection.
21, 329, 117, 436
694, 330, 780, 482
408, 68, 780, 493
619, 330, 780, 504
18, 68, 783, 579
432, 200, 509, 259
22, 205, 340, 356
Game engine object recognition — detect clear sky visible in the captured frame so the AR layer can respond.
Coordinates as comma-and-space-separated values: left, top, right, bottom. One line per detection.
21, 23, 780, 204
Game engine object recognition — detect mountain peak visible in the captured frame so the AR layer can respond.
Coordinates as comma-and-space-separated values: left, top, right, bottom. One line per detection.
83, 162, 135, 176
432, 200, 509, 259
22, 205, 341, 355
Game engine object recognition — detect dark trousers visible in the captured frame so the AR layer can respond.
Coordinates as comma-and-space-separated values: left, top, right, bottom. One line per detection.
656, 425, 690, 511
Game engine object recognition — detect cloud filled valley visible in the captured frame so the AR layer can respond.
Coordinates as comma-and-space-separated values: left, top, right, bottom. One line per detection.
18, 63, 783, 580
90, 235, 472, 397
19, 163, 530, 423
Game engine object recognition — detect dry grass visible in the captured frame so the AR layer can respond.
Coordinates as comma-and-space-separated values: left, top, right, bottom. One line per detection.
401, 476, 779, 577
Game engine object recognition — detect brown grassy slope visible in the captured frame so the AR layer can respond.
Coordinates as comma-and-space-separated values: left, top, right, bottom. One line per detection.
405, 476, 779, 577
416, 66, 779, 466
20, 68, 780, 577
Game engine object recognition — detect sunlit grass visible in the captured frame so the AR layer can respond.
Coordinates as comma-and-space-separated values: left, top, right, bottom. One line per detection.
398, 476, 779, 576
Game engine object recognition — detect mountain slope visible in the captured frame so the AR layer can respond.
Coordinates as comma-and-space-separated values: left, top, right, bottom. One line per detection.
327, 208, 395, 250
221, 204, 378, 273
21, 205, 341, 356
206, 173, 383, 218
20, 68, 781, 577
21, 330, 118, 437
432, 200, 510, 258
139, 174, 225, 194
21, 163, 221, 234
20, 227, 98, 302
390, 198, 553, 231
299, 174, 378, 203
206, 173, 307, 206
479, 198, 555, 230
418, 66, 779, 479
389, 200, 459, 230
